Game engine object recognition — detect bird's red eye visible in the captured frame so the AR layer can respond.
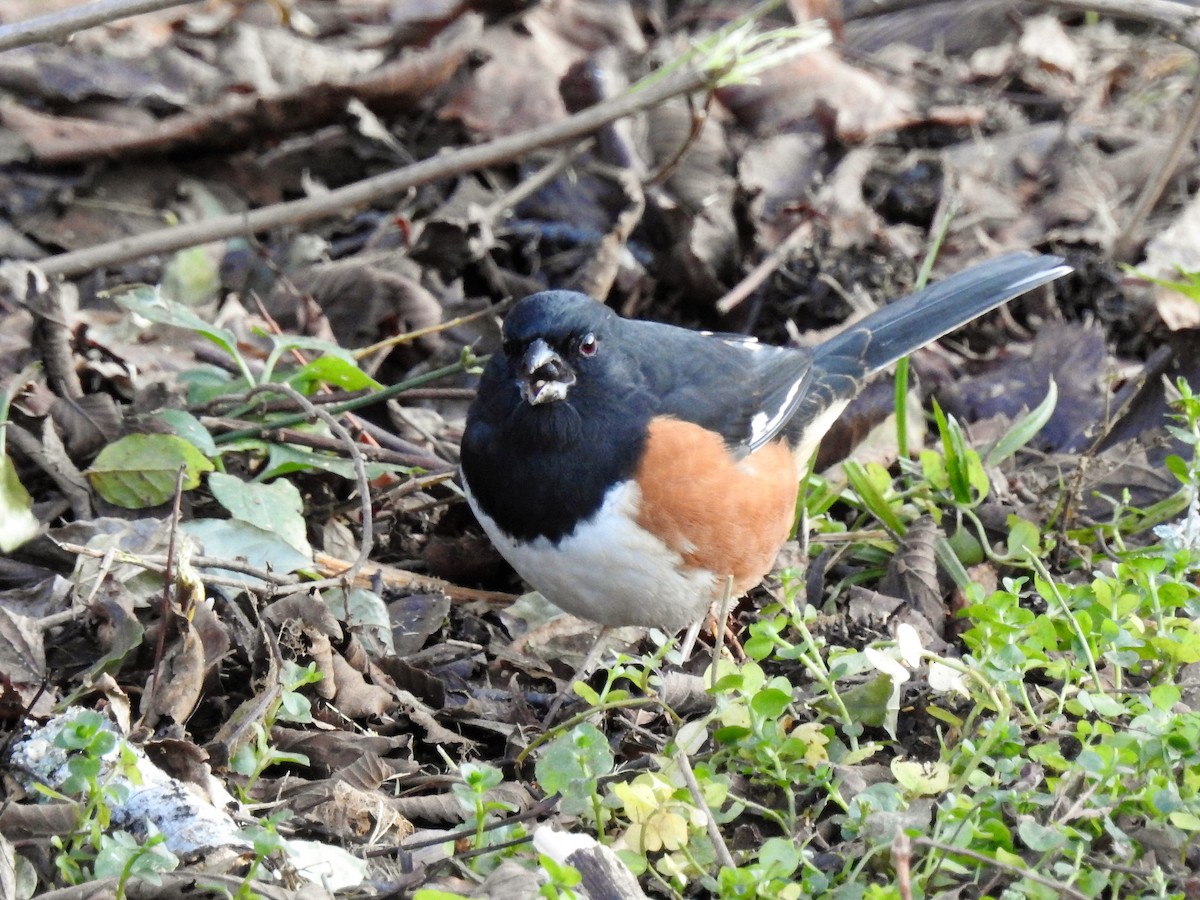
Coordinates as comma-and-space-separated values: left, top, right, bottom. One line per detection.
579, 333, 598, 357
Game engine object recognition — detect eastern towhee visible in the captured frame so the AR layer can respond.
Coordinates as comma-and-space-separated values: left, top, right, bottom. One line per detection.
460, 253, 1071, 638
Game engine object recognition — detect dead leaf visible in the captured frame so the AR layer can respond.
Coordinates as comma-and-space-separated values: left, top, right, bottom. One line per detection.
0, 606, 45, 689
271, 729, 413, 778
305, 780, 413, 841
139, 614, 205, 730
880, 516, 944, 630
328, 652, 393, 719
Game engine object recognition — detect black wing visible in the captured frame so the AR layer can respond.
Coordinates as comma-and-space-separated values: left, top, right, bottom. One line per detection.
626, 320, 814, 457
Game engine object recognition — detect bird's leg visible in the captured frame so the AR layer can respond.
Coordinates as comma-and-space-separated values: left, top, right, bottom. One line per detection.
679, 575, 735, 677
678, 618, 704, 661
543, 625, 612, 726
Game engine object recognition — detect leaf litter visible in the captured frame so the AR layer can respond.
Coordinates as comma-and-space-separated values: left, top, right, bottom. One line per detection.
0, 1, 1198, 897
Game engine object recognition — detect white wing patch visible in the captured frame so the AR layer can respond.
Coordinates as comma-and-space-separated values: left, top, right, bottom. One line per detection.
720, 336, 765, 352
749, 376, 804, 447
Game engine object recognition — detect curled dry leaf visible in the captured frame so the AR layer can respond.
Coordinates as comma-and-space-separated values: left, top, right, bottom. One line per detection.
139, 614, 206, 731
0, 606, 45, 693
880, 516, 943, 629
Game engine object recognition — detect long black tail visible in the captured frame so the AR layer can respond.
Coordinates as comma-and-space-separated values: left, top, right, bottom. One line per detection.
788, 252, 1071, 449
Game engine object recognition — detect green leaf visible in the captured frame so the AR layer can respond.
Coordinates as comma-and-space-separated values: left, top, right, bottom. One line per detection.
153, 408, 219, 458
536, 723, 614, 819
1017, 817, 1067, 852
1148, 683, 1181, 711
933, 400, 983, 505
920, 448, 950, 491
209, 473, 311, 555
162, 245, 221, 306
86, 434, 215, 509
821, 673, 894, 729
843, 460, 906, 536
1168, 810, 1200, 831
289, 354, 383, 393
759, 836, 802, 879
984, 379, 1057, 466
1164, 454, 1191, 485
1006, 517, 1043, 562
945, 526, 984, 568
112, 286, 240, 365
182, 518, 312, 581
0, 451, 39, 551
891, 758, 950, 795
750, 686, 792, 719
253, 440, 408, 481
1126, 264, 1200, 302
1075, 689, 1126, 718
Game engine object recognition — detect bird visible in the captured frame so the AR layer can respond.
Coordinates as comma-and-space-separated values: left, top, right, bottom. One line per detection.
459, 252, 1072, 651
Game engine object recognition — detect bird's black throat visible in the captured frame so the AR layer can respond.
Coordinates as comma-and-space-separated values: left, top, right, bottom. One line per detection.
461, 385, 651, 544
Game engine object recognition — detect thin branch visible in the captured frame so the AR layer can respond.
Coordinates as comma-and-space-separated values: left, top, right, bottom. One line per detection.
911, 837, 1090, 900
36, 66, 719, 279
241, 382, 374, 593
55, 541, 296, 590
0, 0, 198, 52
1114, 69, 1200, 260
313, 551, 517, 604
1049, 0, 1200, 50
715, 220, 810, 315
674, 746, 736, 869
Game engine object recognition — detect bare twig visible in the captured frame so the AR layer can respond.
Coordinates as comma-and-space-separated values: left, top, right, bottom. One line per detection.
36, 65, 721, 279
1049, 0, 1200, 50
55, 541, 296, 590
242, 382, 373, 593
354, 298, 510, 359
674, 745, 736, 869
482, 139, 596, 222
716, 220, 810, 315
313, 552, 517, 604
200, 417, 453, 472
0, 0, 197, 52
1114, 70, 1200, 260
910, 837, 1089, 900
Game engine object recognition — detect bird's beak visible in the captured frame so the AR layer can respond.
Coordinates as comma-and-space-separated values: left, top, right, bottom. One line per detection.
519, 338, 575, 405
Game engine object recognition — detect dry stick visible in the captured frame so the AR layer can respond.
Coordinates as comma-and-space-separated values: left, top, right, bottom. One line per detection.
1046, 0, 1200, 258
313, 552, 516, 604
35, 65, 718, 279
716, 220, 810, 315
0, 0, 199, 52
910, 837, 1089, 900
201, 417, 452, 471
674, 746, 737, 869
1114, 69, 1200, 260
243, 382, 374, 595
893, 831, 913, 900
481, 138, 596, 222
1049, 0, 1200, 49
55, 541, 293, 591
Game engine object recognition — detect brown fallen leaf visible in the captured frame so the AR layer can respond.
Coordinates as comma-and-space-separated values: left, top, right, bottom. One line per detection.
139, 614, 205, 731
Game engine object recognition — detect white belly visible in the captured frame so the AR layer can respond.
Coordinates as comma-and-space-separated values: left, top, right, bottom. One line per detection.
462, 478, 717, 631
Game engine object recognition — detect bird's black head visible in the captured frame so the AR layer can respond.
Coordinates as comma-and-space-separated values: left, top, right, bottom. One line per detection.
498, 291, 619, 409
